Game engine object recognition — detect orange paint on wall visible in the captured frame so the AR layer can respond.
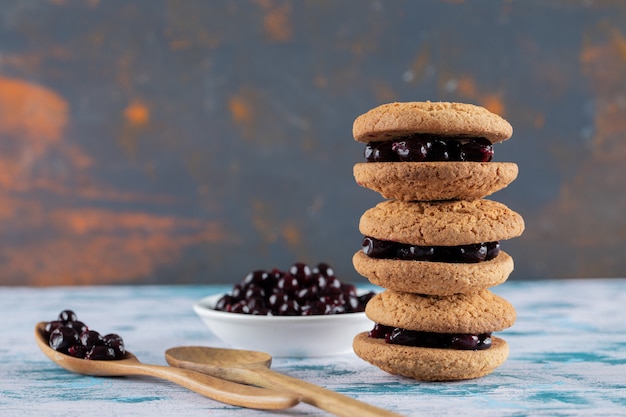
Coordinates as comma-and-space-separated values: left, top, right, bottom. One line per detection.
228, 90, 262, 141
526, 22, 626, 277
251, 199, 279, 244
118, 99, 152, 157
0, 53, 44, 75
581, 26, 626, 94
124, 101, 151, 126
229, 96, 253, 125
50, 209, 201, 235
373, 82, 398, 103
447, 75, 507, 117
581, 25, 626, 151
251, 200, 305, 252
281, 223, 301, 246
0, 76, 71, 191
0, 175, 229, 285
407, 48, 431, 84
456, 76, 477, 97
5, 207, 228, 286
0, 76, 231, 285
481, 95, 505, 118
0, 76, 68, 144
534, 114, 546, 129
254, 0, 292, 42
610, 27, 626, 59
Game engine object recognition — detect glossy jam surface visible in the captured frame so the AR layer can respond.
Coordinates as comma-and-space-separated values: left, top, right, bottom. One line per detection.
362, 236, 500, 263
215, 262, 376, 316
44, 310, 125, 360
369, 323, 492, 350
365, 134, 493, 163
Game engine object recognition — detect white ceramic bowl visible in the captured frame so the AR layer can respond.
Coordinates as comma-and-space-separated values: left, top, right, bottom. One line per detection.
193, 292, 374, 357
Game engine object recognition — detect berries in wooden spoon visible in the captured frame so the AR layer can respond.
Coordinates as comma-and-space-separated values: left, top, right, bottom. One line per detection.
43, 310, 125, 360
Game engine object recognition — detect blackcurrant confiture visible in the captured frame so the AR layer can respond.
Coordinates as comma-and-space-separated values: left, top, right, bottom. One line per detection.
362, 236, 500, 263
369, 323, 492, 350
364, 134, 494, 163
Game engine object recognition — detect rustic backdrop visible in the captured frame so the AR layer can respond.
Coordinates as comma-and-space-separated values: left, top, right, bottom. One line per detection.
1, 0, 625, 285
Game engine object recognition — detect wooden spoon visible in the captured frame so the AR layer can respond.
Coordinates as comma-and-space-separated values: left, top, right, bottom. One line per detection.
165, 345, 403, 417
34, 323, 299, 410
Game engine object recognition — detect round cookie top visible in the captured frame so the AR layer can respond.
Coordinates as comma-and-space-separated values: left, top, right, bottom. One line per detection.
359, 199, 524, 246
365, 289, 516, 334
353, 101, 513, 144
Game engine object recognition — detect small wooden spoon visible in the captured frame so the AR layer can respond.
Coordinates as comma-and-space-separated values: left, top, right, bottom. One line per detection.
165, 345, 403, 417
34, 323, 299, 410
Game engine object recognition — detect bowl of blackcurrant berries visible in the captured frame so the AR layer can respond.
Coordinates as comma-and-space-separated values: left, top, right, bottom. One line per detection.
194, 262, 377, 357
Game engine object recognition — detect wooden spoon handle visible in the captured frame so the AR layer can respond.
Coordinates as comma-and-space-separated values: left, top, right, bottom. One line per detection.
122, 363, 300, 410
249, 366, 402, 417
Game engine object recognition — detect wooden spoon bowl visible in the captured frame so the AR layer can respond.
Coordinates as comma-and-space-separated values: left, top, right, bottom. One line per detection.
166, 345, 403, 417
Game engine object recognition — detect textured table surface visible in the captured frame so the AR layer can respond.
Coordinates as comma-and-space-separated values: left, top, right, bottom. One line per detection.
2, 279, 625, 417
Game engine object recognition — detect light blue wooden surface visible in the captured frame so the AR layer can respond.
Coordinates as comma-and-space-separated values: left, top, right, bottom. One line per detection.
2, 280, 625, 417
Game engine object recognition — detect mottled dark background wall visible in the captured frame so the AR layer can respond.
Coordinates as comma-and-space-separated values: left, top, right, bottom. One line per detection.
1, 0, 625, 286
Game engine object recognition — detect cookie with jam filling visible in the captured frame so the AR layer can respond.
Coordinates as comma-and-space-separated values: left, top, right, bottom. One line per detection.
353, 199, 524, 295
352, 101, 516, 201
352, 289, 515, 381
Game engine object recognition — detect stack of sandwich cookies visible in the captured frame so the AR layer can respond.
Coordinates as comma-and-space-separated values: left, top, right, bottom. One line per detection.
350, 101, 525, 381
352, 200, 523, 380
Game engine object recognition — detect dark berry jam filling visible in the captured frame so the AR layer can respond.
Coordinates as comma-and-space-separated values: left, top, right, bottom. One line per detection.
364, 134, 493, 163
369, 323, 492, 350
44, 310, 126, 360
215, 262, 376, 316
362, 236, 499, 263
